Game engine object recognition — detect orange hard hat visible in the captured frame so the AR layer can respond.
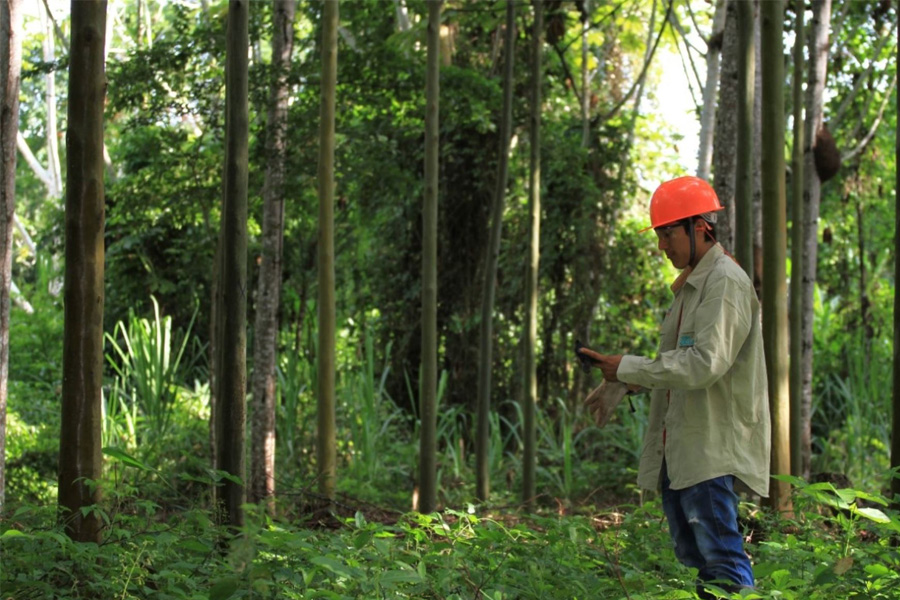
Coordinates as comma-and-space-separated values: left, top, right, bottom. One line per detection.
640, 176, 724, 232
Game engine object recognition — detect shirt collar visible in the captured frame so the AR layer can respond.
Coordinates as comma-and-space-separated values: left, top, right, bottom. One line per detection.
670, 243, 723, 293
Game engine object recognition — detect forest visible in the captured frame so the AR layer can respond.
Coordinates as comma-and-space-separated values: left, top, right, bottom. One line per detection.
1, 0, 899, 598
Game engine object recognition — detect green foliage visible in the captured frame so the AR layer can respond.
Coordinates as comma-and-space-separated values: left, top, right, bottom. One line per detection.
104, 297, 199, 451
5, 474, 900, 599
810, 289, 893, 492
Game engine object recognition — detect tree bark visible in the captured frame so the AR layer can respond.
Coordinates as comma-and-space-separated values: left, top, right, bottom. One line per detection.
249, 0, 295, 513
696, 0, 726, 181
418, 0, 441, 515
760, 0, 791, 516
789, 0, 804, 478
475, 0, 515, 502
316, 0, 338, 502
0, 0, 23, 514
214, 0, 250, 529
734, 0, 754, 277
712, 0, 738, 252
892, 20, 899, 510
523, 0, 542, 511
800, 0, 831, 480
58, 0, 107, 543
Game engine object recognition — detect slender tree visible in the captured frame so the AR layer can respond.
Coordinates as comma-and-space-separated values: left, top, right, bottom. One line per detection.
712, 0, 738, 251
799, 0, 832, 479
475, 0, 515, 502
734, 0, 754, 276
57, 0, 107, 543
214, 0, 250, 529
892, 15, 900, 511
418, 0, 441, 515
760, 0, 791, 515
696, 0, 726, 181
523, 0, 542, 510
249, 0, 295, 513
789, 0, 804, 478
317, 0, 339, 502
0, 0, 23, 512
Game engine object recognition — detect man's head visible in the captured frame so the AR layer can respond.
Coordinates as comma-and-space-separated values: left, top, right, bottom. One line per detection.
644, 176, 723, 268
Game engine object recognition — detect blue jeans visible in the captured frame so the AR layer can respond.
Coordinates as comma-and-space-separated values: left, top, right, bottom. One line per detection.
661, 462, 755, 595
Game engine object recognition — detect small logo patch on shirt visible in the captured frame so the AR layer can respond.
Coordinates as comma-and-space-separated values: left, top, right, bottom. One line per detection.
678, 334, 695, 348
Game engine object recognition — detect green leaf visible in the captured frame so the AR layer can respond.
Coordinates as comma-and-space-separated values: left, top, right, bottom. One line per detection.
1, 529, 28, 538
102, 446, 151, 471
311, 555, 358, 579
209, 576, 240, 600
379, 569, 424, 585
851, 506, 890, 523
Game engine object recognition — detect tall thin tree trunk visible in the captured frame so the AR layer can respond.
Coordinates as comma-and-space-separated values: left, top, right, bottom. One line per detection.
800, 0, 832, 480
523, 0, 542, 511
734, 0, 754, 276
751, 1, 763, 293
760, 0, 791, 516
475, 0, 515, 502
215, 0, 250, 529
712, 0, 738, 252
891, 27, 899, 510
40, 5, 61, 198
316, 0, 338, 502
249, 0, 295, 514
418, 0, 441, 515
58, 0, 107, 543
789, 0, 804, 478
580, 0, 590, 147
696, 0, 726, 180
0, 0, 23, 513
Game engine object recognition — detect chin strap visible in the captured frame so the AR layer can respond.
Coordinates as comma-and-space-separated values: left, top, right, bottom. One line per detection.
688, 216, 697, 266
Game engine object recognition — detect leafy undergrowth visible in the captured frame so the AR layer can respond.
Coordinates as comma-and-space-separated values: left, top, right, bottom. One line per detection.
3, 478, 900, 600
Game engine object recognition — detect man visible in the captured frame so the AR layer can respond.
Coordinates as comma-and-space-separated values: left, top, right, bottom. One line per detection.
578, 176, 771, 598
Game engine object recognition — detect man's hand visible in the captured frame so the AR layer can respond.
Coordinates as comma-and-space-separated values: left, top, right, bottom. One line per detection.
576, 347, 623, 382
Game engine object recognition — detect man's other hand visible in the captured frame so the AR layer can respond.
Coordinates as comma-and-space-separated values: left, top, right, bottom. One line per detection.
577, 347, 623, 382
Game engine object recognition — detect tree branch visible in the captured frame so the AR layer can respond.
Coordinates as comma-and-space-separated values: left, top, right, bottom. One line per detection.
16, 132, 54, 192
840, 71, 897, 164
832, 21, 897, 130
600, 0, 674, 122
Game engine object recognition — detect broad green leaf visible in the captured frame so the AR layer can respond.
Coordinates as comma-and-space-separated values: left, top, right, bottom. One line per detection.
851, 506, 890, 523
1, 529, 28, 538
379, 569, 424, 585
311, 555, 359, 579
209, 576, 240, 600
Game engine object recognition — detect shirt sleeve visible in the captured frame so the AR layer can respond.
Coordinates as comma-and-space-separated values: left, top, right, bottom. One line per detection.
617, 270, 752, 391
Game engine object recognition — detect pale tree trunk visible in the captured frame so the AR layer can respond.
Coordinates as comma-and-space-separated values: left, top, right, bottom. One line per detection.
712, 0, 737, 252
760, 0, 791, 516
214, 0, 249, 529
40, 5, 62, 197
892, 30, 899, 509
316, 0, 338, 503
249, 0, 295, 514
523, 0, 542, 511
696, 0, 726, 180
751, 2, 763, 293
475, 0, 514, 502
418, 0, 440, 515
800, 0, 831, 480
58, 0, 107, 543
0, 0, 23, 514
789, 0, 804, 478
734, 0, 754, 277
580, 1, 590, 147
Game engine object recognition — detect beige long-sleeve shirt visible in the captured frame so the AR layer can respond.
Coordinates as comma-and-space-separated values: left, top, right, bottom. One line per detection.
617, 243, 771, 497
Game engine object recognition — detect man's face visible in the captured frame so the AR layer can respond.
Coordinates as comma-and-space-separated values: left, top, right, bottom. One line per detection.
655, 221, 691, 269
